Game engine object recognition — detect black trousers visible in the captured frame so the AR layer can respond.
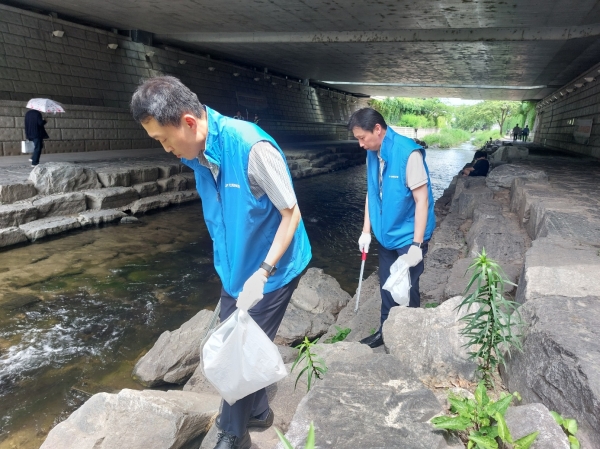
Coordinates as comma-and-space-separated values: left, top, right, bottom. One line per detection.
378, 242, 428, 328
218, 276, 300, 438
31, 138, 44, 166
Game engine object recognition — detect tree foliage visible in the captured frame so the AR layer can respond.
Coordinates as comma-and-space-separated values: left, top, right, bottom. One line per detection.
370, 97, 451, 128
369, 98, 536, 136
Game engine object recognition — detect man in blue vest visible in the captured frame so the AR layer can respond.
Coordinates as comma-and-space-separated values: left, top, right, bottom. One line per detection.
349, 108, 435, 348
131, 76, 311, 449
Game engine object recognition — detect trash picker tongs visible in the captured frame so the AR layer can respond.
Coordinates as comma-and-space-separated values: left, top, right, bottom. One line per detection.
354, 251, 367, 313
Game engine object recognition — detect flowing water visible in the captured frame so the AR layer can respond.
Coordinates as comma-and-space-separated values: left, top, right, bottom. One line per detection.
0, 144, 474, 448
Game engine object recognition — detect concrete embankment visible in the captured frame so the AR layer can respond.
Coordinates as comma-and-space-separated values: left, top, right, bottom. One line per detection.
0, 144, 363, 249
425, 147, 600, 448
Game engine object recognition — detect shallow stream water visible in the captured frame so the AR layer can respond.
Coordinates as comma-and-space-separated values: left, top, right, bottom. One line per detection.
0, 144, 474, 448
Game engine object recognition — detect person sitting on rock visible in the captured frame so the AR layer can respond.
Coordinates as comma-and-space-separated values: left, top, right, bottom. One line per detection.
350, 108, 436, 348
131, 76, 312, 449
462, 151, 490, 177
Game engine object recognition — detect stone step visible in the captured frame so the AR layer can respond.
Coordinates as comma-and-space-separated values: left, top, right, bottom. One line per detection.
0, 182, 37, 204
78, 209, 126, 226
19, 216, 81, 241
84, 187, 139, 212
0, 203, 38, 228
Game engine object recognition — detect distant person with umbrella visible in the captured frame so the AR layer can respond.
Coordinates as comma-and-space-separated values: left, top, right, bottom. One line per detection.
25, 98, 65, 166
24, 108, 48, 166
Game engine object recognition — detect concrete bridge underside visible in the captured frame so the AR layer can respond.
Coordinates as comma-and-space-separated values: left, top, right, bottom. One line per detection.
6, 0, 600, 100
1, 1, 600, 157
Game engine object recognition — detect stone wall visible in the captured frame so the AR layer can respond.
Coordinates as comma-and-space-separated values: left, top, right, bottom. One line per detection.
0, 3, 368, 156
534, 61, 600, 159
0, 100, 158, 155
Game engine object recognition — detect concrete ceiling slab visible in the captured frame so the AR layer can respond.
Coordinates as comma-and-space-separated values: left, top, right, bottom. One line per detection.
7, 0, 600, 99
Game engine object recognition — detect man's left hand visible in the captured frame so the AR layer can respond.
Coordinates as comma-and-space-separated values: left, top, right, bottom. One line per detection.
236, 270, 268, 312
400, 245, 423, 267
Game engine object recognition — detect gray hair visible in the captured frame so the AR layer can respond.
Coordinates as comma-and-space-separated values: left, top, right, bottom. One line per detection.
131, 76, 204, 126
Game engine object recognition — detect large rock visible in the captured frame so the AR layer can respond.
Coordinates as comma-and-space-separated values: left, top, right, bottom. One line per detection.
127, 191, 200, 214
486, 164, 547, 191
157, 175, 188, 193
505, 403, 570, 449
420, 247, 462, 305
78, 209, 127, 226
383, 295, 477, 381
164, 190, 200, 205
277, 353, 447, 449
96, 169, 131, 187
40, 389, 221, 449
428, 214, 467, 253
129, 166, 159, 184
444, 258, 520, 300
290, 268, 351, 316
0, 203, 38, 228
527, 201, 600, 245
199, 342, 373, 449
466, 206, 526, 262
128, 195, 171, 214
157, 164, 180, 178
275, 269, 351, 346
29, 163, 102, 194
449, 176, 487, 213
19, 216, 81, 241
32, 192, 87, 218
457, 186, 494, 219
132, 182, 160, 198
274, 303, 334, 346
133, 309, 214, 387
506, 145, 529, 161
509, 180, 553, 225
501, 295, 600, 449
515, 238, 600, 303
0, 226, 27, 248
0, 183, 37, 204
84, 187, 139, 210
320, 271, 381, 344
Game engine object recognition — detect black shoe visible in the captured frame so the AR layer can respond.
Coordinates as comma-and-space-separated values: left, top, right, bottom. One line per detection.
360, 330, 384, 348
216, 407, 274, 430
214, 430, 251, 449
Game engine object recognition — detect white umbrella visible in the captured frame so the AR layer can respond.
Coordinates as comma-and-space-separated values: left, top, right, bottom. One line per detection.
26, 98, 66, 113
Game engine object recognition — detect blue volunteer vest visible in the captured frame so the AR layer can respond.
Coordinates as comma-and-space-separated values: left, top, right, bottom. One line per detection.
181, 107, 312, 297
366, 127, 436, 250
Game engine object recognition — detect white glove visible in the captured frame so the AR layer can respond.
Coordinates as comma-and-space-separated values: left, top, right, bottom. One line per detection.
358, 232, 372, 253
236, 270, 268, 312
399, 245, 423, 268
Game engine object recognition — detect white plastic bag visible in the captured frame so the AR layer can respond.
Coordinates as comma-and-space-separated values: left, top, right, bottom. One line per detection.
202, 309, 288, 405
21, 141, 34, 154
382, 257, 411, 306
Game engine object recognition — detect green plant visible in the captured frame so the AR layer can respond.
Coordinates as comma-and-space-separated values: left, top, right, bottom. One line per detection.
276, 422, 315, 449
291, 337, 327, 392
550, 411, 580, 449
431, 381, 538, 449
457, 248, 523, 386
471, 130, 503, 147
324, 326, 351, 343
369, 328, 376, 335
424, 302, 439, 308
422, 128, 471, 148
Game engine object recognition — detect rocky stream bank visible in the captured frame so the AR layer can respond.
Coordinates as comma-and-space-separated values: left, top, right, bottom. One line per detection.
39, 148, 600, 449
0, 145, 364, 249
